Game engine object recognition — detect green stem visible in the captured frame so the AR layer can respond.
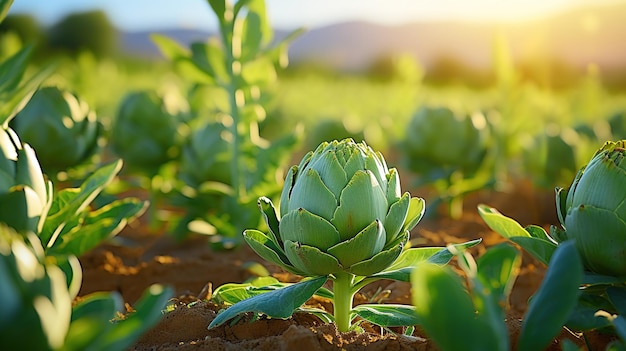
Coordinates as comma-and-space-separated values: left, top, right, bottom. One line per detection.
333, 272, 356, 333
221, 16, 243, 202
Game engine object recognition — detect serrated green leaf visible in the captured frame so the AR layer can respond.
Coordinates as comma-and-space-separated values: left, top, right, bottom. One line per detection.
353, 304, 420, 327
47, 198, 148, 257
208, 276, 327, 328
41, 160, 122, 248
518, 241, 583, 351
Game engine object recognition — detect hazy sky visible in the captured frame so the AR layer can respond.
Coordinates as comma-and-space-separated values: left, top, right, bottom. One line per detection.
8, 0, 620, 31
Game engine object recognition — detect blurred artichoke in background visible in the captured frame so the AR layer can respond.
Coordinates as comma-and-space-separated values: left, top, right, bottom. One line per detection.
402, 106, 489, 176
179, 119, 231, 187
244, 139, 424, 277
554, 140, 626, 277
10, 86, 102, 175
521, 124, 578, 188
0, 127, 52, 233
110, 90, 184, 175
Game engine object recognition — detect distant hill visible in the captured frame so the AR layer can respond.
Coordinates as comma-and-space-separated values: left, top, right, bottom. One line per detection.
119, 2, 626, 72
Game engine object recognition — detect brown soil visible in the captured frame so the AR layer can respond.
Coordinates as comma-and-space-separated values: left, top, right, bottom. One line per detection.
78, 180, 615, 350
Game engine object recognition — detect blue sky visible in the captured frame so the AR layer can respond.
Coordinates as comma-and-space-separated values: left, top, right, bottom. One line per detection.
8, 0, 619, 31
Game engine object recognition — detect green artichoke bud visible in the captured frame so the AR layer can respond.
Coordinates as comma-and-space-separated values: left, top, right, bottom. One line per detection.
0, 127, 52, 233
110, 91, 183, 174
244, 139, 424, 277
403, 106, 489, 175
555, 140, 626, 277
179, 120, 231, 187
10, 86, 103, 174
521, 125, 578, 188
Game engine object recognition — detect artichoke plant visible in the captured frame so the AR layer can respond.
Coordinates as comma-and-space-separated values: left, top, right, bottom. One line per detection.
554, 140, 626, 277
211, 139, 481, 333
403, 106, 489, 175
401, 106, 492, 218
110, 90, 184, 175
245, 139, 424, 276
0, 127, 52, 233
10, 86, 102, 175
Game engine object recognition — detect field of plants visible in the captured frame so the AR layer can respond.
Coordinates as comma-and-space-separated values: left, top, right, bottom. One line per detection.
1, 0, 626, 350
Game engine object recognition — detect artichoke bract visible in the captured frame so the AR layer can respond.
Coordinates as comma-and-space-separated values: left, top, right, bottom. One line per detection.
555, 140, 626, 277
244, 139, 424, 277
10, 86, 102, 174
0, 127, 52, 233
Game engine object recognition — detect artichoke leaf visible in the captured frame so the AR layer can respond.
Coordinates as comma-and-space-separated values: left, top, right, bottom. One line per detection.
284, 240, 342, 276
342, 147, 366, 177
402, 197, 425, 233
308, 149, 348, 199
555, 187, 568, 226
287, 168, 337, 220
257, 197, 280, 246
384, 193, 410, 242
385, 168, 401, 204
570, 156, 626, 211
327, 220, 386, 267
279, 165, 296, 217
349, 243, 404, 277
567, 205, 626, 276
14, 146, 47, 207
243, 229, 302, 275
280, 208, 341, 250
332, 170, 387, 240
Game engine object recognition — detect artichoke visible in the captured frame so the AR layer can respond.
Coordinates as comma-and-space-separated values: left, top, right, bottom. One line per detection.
555, 140, 626, 277
10, 86, 102, 174
179, 120, 231, 187
0, 127, 52, 233
244, 139, 424, 277
110, 91, 183, 174
403, 106, 489, 175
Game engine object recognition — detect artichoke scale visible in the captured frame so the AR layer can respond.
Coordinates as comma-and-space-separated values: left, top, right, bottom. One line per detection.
280, 208, 341, 250
327, 220, 386, 267
284, 240, 342, 276
287, 168, 337, 220
331, 170, 387, 241
566, 204, 626, 276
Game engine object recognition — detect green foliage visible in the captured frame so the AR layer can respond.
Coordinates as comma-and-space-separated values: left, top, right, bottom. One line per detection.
10, 86, 103, 175
0, 225, 172, 351
0, 44, 53, 128
151, 0, 303, 244
400, 105, 493, 218
411, 241, 583, 351
46, 10, 117, 58
479, 202, 626, 343
0, 14, 42, 46
208, 240, 480, 331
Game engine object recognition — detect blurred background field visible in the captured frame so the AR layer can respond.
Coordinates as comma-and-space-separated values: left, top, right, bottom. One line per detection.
3, 0, 626, 235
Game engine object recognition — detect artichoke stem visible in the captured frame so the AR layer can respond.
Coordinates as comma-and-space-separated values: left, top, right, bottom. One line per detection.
333, 271, 356, 333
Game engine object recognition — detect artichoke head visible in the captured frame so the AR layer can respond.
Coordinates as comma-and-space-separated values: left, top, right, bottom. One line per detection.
11, 86, 103, 174
0, 128, 52, 233
555, 140, 626, 277
244, 139, 425, 277
404, 106, 488, 174
111, 91, 184, 174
